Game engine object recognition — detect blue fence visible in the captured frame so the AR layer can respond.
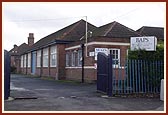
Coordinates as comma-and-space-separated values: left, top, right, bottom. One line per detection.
112, 60, 164, 95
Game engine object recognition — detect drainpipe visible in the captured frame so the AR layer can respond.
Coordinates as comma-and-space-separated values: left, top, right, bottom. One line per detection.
40, 49, 43, 77
26, 54, 28, 75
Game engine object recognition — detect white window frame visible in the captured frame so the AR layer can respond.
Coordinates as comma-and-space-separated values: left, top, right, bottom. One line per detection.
43, 48, 48, 67
71, 51, 76, 67
37, 50, 41, 67
50, 46, 57, 67
24, 54, 27, 68
66, 52, 70, 67
21, 55, 23, 68
77, 50, 82, 67
27, 53, 31, 67
109, 49, 120, 66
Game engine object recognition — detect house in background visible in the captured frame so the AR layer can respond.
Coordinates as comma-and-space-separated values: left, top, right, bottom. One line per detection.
9, 33, 34, 73
10, 19, 164, 83
136, 26, 164, 41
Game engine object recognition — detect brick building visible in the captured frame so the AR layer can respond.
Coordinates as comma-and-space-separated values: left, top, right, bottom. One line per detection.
9, 33, 34, 73
20, 19, 97, 80
136, 26, 164, 41
12, 19, 164, 83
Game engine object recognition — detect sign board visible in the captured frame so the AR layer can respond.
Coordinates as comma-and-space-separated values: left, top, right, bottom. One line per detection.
130, 36, 157, 51
95, 48, 108, 60
89, 52, 95, 57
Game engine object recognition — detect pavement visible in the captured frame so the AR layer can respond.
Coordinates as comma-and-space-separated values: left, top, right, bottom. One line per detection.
3, 74, 165, 112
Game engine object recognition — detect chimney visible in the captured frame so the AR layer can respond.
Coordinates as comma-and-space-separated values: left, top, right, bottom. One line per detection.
14, 44, 18, 48
28, 33, 34, 46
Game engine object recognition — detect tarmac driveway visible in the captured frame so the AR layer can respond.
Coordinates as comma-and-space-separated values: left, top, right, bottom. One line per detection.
4, 74, 164, 112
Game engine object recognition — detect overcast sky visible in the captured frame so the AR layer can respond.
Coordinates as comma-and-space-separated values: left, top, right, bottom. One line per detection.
2, 2, 166, 51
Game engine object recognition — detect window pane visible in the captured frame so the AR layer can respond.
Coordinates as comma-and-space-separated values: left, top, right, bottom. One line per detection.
66, 52, 70, 66
110, 49, 120, 66
71, 52, 76, 66
78, 50, 82, 66
43, 48, 48, 67
24, 55, 27, 67
28, 53, 31, 67
37, 50, 41, 67
50, 46, 57, 67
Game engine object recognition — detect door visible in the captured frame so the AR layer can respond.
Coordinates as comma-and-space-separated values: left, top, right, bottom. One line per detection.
31, 51, 36, 74
97, 52, 109, 93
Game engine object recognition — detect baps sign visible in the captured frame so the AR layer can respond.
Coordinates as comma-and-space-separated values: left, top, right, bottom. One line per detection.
130, 36, 157, 51
95, 48, 108, 60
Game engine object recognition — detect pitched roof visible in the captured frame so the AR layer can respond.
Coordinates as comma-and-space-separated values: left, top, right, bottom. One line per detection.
29, 19, 97, 51
9, 43, 30, 56
136, 26, 164, 39
91, 21, 142, 38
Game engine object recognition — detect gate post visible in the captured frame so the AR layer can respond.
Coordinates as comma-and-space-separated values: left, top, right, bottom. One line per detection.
108, 54, 113, 97
4, 50, 11, 100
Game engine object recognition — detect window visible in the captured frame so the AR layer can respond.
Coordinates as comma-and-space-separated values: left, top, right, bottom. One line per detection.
24, 54, 27, 68
109, 49, 120, 65
37, 50, 41, 67
21, 55, 23, 68
43, 48, 48, 67
71, 51, 76, 66
50, 46, 57, 67
77, 50, 82, 66
66, 52, 70, 67
28, 53, 31, 67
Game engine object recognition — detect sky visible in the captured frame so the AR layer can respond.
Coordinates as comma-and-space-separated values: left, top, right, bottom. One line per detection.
2, 2, 166, 51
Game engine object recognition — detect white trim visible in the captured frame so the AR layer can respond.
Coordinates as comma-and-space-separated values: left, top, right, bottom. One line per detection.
65, 66, 125, 69
65, 45, 81, 50
65, 66, 95, 69
87, 42, 130, 46
65, 42, 130, 51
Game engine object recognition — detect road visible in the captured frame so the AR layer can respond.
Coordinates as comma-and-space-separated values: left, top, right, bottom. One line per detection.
4, 74, 164, 112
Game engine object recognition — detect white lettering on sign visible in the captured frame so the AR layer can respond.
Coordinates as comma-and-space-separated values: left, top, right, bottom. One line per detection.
95, 48, 108, 60
130, 36, 157, 51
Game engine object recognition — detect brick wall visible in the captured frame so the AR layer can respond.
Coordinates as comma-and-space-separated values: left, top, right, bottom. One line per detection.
35, 68, 41, 76
27, 68, 31, 74
57, 44, 66, 80
64, 37, 130, 82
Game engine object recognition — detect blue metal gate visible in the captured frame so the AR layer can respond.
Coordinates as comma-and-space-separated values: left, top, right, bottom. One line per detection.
97, 53, 163, 96
4, 50, 11, 100
113, 60, 164, 95
97, 53, 113, 96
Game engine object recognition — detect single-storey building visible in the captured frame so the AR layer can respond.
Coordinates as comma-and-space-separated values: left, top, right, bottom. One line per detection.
10, 19, 164, 83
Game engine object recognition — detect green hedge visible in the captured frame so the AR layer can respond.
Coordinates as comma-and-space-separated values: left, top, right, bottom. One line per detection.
128, 44, 164, 61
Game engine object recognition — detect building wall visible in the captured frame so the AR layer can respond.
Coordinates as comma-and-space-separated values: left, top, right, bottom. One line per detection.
10, 56, 15, 67
10, 55, 21, 73
57, 44, 66, 80
35, 68, 41, 76
19, 37, 130, 83
65, 37, 130, 82
27, 68, 31, 74
50, 68, 58, 79
42, 67, 49, 77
